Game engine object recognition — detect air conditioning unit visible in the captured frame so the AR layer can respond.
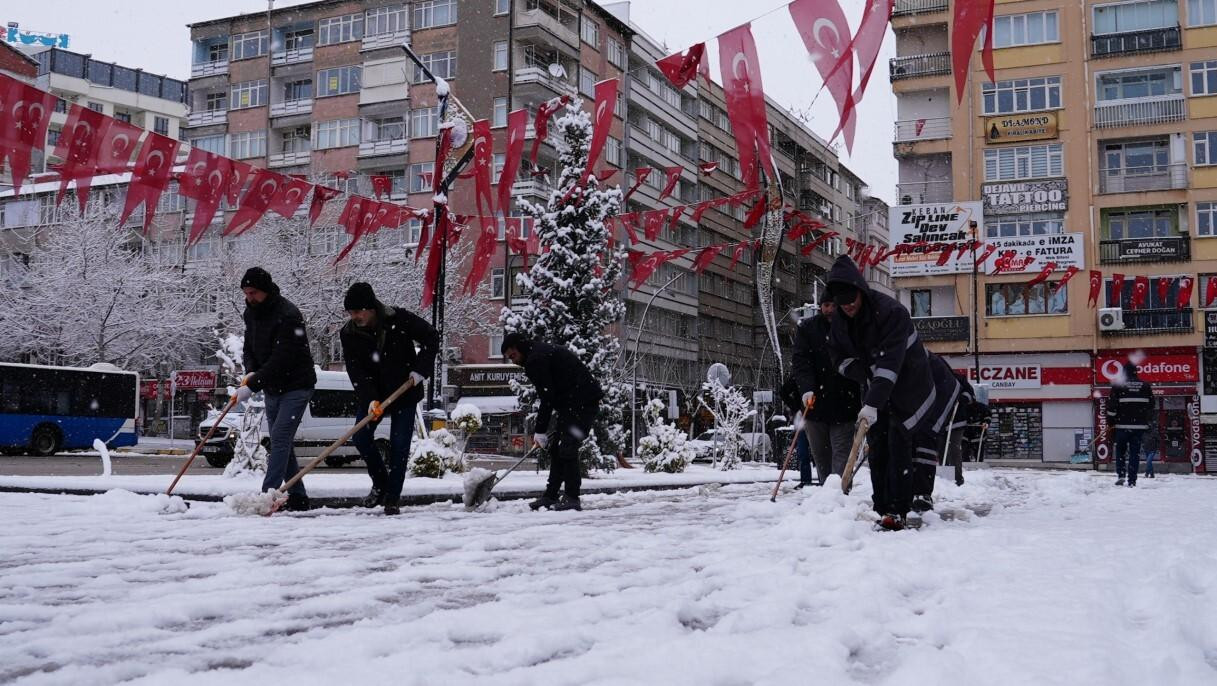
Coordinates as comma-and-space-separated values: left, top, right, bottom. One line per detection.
1098, 307, 1125, 331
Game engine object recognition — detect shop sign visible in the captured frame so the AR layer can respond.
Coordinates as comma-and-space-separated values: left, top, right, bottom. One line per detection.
448, 365, 525, 396
913, 316, 970, 342
1095, 351, 1199, 384
1188, 397, 1203, 468
985, 111, 1058, 143
1094, 396, 1110, 463
171, 370, 215, 391
961, 364, 1043, 390
1205, 310, 1217, 349
981, 179, 1068, 215
980, 233, 1083, 275
888, 202, 983, 276
1111, 238, 1188, 261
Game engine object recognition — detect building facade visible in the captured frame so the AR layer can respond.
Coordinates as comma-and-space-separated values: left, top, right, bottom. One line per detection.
888, 0, 1217, 471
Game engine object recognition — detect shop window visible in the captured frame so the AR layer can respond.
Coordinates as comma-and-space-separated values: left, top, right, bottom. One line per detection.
985, 403, 1043, 460
987, 281, 1067, 316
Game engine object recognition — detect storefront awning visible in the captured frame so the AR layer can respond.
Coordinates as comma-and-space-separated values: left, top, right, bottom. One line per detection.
455, 395, 520, 414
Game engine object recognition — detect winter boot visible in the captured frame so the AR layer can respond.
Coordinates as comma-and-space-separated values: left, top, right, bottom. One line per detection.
283, 493, 310, 512
1127, 479, 1136, 487
554, 496, 582, 512
911, 495, 934, 513
1115, 477, 1125, 486
876, 514, 906, 532
793, 482, 808, 490
362, 486, 385, 508
383, 503, 401, 515
529, 494, 559, 511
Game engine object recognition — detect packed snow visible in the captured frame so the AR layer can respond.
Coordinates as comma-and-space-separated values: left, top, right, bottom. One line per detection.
1, 469, 1215, 685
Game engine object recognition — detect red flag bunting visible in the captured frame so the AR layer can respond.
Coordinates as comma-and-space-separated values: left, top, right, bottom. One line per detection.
371, 174, 392, 199
119, 131, 180, 233
225, 168, 287, 236
576, 79, 619, 190
667, 205, 686, 232
618, 212, 640, 244
1026, 261, 1057, 289
642, 208, 668, 241
693, 244, 725, 273
267, 176, 312, 219
225, 160, 254, 207
743, 196, 767, 229
178, 148, 234, 245
628, 250, 664, 290
93, 118, 142, 176
506, 217, 531, 268
698, 161, 718, 175
625, 167, 651, 200
308, 185, 342, 226
801, 230, 838, 256
529, 95, 571, 169
52, 104, 109, 212
789, 0, 856, 152
1109, 273, 1125, 308
414, 212, 432, 264
1177, 276, 1194, 310
655, 42, 706, 89
1053, 265, 1080, 298
0, 74, 57, 193
1131, 275, 1150, 310
658, 166, 682, 202
1157, 276, 1172, 305
717, 24, 775, 189
842, 0, 894, 127
1088, 269, 1104, 308
465, 120, 498, 295
727, 241, 750, 272
498, 108, 529, 215
952, 0, 997, 104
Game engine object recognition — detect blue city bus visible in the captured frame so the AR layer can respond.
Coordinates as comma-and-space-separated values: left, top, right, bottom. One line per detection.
0, 362, 139, 456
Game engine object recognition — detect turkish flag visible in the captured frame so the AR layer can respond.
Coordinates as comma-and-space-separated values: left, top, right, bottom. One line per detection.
658, 166, 683, 202
1088, 270, 1104, 308
178, 148, 234, 245
337, 195, 369, 236
52, 104, 110, 212
842, 0, 894, 121
414, 212, 432, 264
936, 244, 958, 267
225, 160, 255, 207
655, 42, 706, 89
991, 250, 1019, 275
0, 75, 57, 193
973, 243, 997, 268
789, 0, 856, 152
1053, 265, 1080, 298
691, 199, 715, 224
743, 196, 767, 229
642, 208, 668, 241
618, 212, 640, 244
1109, 273, 1125, 308
225, 168, 288, 236
625, 168, 651, 200
1026, 261, 1057, 289
576, 79, 619, 189
308, 185, 342, 226
119, 131, 180, 233
727, 241, 751, 272
718, 23, 775, 190
693, 244, 725, 273
1157, 276, 1172, 306
667, 205, 686, 232
628, 250, 664, 290
93, 118, 142, 176
506, 217, 531, 268
498, 108, 529, 215
529, 95, 571, 169
1177, 276, 1194, 310
465, 120, 499, 295
801, 230, 838, 256
699, 161, 718, 175
371, 174, 392, 199
1131, 275, 1150, 310
952, 0, 997, 104
594, 168, 617, 182
267, 176, 313, 219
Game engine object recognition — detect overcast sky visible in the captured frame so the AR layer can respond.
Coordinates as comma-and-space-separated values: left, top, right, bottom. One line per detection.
11, 0, 896, 203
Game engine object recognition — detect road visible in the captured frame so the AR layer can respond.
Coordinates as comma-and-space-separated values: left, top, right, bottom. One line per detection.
0, 453, 368, 477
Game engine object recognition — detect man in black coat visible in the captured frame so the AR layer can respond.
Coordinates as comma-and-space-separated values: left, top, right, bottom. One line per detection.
791, 299, 862, 486
778, 376, 812, 487
340, 282, 439, 515
1107, 358, 1153, 487
824, 256, 960, 529
234, 267, 317, 511
501, 333, 602, 511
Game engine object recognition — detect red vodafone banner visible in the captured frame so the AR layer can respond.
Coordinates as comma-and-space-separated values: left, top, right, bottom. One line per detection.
1095, 349, 1198, 384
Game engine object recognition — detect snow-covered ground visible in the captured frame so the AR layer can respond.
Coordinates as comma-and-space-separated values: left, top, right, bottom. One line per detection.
2, 469, 1216, 685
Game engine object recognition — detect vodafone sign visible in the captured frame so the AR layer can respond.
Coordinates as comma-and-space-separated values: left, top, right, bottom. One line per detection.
1095, 351, 1198, 384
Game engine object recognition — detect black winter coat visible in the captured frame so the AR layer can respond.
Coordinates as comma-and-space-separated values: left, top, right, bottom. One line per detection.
340, 304, 439, 408
825, 256, 960, 437
779, 376, 802, 417
243, 293, 316, 394
521, 341, 602, 432
1107, 364, 1153, 430
791, 313, 862, 424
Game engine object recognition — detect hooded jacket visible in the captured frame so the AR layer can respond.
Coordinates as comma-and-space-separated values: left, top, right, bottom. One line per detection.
1107, 362, 1153, 430
242, 289, 317, 395
340, 302, 439, 409
518, 340, 602, 433
791, 312, 862, 424
825, 256, 960, 437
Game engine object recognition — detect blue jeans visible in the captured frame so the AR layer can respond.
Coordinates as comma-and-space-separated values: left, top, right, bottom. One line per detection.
261, 388, 313, 497
796, 429, 811, 484
1144, 451, 1155, 476
1114, 428, 1143, 484
353, 399, 417, 506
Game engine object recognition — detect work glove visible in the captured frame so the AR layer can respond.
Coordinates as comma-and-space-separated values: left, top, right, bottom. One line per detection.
858, 405, 878, 427
369, 400, 384, 421
801, 391, 815, 410
409, 371, 426, 386
533, 433, 549, 449
240, 373, 253, 386
234, 385, 252, 403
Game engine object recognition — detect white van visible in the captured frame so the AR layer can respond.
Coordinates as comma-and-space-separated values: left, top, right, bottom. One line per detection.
688, 430, 774, 462
198, 369, 394, 468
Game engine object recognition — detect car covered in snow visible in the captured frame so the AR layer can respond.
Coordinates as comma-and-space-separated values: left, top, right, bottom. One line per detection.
688, 430, 773, 462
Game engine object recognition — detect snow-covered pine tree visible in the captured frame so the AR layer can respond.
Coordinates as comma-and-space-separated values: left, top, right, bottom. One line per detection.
501, 100, 628, 473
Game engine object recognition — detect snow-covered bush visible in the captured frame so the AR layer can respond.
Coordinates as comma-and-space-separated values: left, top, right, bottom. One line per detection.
700, 381, 754, 471
214, 333, 266, 478
639, 399, 693, 474
452, 404, 482, 433
410, 428, 459, 478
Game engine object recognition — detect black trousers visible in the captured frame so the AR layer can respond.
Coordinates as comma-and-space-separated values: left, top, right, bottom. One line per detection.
544, 407, 597, 499
866, 411, 916, 517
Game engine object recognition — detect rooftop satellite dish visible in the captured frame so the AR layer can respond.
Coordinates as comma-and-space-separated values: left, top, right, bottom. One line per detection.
547, 63, 567, 79
706, 363, 731, 386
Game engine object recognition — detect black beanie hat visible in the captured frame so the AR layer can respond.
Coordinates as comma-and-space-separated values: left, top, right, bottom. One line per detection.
240, 267, 277, 295
500, 332, 532, 357
829, 282, 861, 307
344, 282, 378, 311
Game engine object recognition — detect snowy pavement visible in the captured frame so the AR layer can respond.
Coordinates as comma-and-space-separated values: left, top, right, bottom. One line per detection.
2, 469, 1216, 685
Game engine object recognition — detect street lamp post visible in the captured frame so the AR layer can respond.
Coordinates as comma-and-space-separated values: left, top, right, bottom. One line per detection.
629, 271, 686, 460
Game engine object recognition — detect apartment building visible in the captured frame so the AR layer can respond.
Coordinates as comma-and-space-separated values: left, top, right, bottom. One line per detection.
888, 0, 1216, 471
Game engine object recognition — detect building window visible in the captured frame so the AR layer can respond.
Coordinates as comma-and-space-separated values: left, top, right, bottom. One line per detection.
1191, 0, 1217, 26
318, 14, 364, 45
491, 267, 506, 299
911, 289, 932, 317
190, 135, 226, 154
317, 67, 361, 97
406, 217, 423, 243
581, 17, 599, 47
984, 143, 1064, 181
207, 43, 228, 63
987, 281, 1067, 316
993, 11, 1059, 48
411, 106, 440, 138
1103, 139, 1170, 175
493, 153, 506, 180
229, 80, 268, 109
493, 41, 509, 71
981, 76, 1061, 114
1104, 207, 1179, 239
605, 136, 622, 166
414, 0, 458, 29
608, 38, 626, 69
153, 116, 170, 136
495, 0, 510, 15
986, 214, 1066, 238
281, 126, 311, 153
1099, 67, 1182, 100
87, 101, 105, 113
371, 116, 406, 141
365, 6, 407, 35
157, 182, 186, 214
415, 51, 457, 82
114, 111, 132, 123
580, 67, 597, 97
1194, 131, 1217, 165
314, 118, 361, 149
409, 162, 435, 193
204, 92, 227, 111
231, 30, 268, 60
284, 79, 313, 102
1197, 202, 1217, 236
1093, 0, 1179, 34
46, 128, 61, 147
487, 97, 507, 128
284, 29, 314, 51
489, 334, 504, 359
1192, 60, 1217, 96
229, 130, 267, 159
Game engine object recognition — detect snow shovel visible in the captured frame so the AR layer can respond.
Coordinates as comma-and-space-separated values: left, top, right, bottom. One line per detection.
839, 417, 871, 496
165, 393, 239, 497
228, 376, 419, 516
463, 442, 546, 511
770, 410, 804, 502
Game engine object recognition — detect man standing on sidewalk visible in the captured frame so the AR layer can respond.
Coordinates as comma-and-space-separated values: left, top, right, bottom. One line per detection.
234, 267, 316, 512
791, 299, 861, 486
340, 283, 439, 515
1108, 357, 1153, 487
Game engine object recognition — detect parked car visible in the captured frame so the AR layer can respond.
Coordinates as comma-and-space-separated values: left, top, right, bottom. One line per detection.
688, 430, 774, 462
197, 369, 392, 468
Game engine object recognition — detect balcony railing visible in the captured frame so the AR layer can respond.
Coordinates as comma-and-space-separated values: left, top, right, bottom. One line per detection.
362, 30, 410, 51
512, 179, 550, 198
514, 66, 577, 97
896, 180, 953, 204
515, 7, 579, 48
358, 138, 408, 158
1098, 164, 1188, 194
1103, 307, 1194, 335
1091, 26, 1181, 58
271, 46, 313, 66
1094, 95, 1185, 128
1099, 235, 1190, 264
893, 0, 949, 16
894, 116, 951, 142
889, 52, 951, 82
269, 150, 311, 168
186, 109, 227, 127
269, 98, 313, 117
190, 60, 228, 78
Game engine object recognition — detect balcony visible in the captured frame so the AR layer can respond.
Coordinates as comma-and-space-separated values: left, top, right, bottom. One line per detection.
269, 150, 311, 168
1102, 307, 1193, 336
270, 99, 313, 117
190, 60, 228, 78
271, 46, 313, 66
913, 316, 969, 342
358, 138, 408, 158
1099, 236, 1190, 264
1091, 26, 1181, 59
515, 5, 579, 51
889, 52, 951, 82
897, 180, 953, 204
1094, 95, 1185, 128
1098, 164, 1188, 194
893, 0, 949, 16
362, 30, 410, 52
893, 116, 951, 142
186, 109, 227, 127
514, 66, 577, 98
512, 179, 550, 198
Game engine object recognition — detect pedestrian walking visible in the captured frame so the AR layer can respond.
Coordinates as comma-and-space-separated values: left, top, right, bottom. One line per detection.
1108, 358, 1152, 487
791, 299, 861, 486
